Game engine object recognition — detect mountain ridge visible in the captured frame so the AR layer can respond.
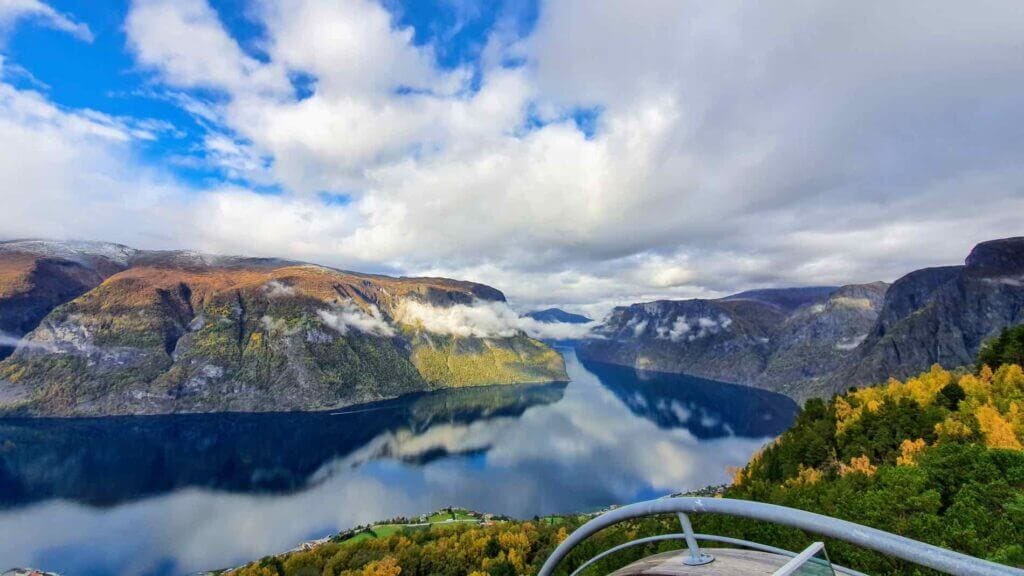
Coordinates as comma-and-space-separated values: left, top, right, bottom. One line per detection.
0, 240, 565, 416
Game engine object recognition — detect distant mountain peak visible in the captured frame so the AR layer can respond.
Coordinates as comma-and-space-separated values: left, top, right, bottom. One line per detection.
524, 308, 592, 324
721, 286, 839, 312
0, 238, 138, 266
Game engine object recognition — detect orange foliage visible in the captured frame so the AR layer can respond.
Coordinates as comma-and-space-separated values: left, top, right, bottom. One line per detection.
0, 253, 38, 298
839, 455, 877, 477
896, 438, 927, 466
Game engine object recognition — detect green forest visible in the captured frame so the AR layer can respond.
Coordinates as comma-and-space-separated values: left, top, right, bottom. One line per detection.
232, 326, 1024, 576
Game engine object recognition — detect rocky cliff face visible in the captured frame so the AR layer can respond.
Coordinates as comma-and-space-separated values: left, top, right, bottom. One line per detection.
578, 284, 888, 397
0, 241, 565, 416
579, 237, 1024, 401
834, 237, 1024, 394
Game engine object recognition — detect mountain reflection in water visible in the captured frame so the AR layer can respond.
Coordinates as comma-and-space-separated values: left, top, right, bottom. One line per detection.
0, 383, 566, 507
0, 349, 797, 576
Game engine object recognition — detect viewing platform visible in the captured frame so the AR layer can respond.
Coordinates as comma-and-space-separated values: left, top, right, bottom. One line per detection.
538, 497, 1024, 576
610, 548, 792, 575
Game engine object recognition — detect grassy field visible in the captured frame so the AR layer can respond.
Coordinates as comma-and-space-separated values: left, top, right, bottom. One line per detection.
331, 509, 483, 549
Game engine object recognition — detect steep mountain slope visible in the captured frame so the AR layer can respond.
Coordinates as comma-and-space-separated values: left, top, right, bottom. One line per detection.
761, 282, 889, 397
579, 237, 1024, 401
0, 240, 133, 360
578, 283, 887, 395
0, 241, 566, 416
834, 237, 1024, 395
578, 296, 788, 383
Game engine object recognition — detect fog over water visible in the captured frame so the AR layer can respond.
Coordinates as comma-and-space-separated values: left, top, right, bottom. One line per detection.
0, 350, 797, 575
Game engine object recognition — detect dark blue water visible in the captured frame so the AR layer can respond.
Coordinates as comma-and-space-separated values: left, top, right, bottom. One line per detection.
0, 350, 797, 575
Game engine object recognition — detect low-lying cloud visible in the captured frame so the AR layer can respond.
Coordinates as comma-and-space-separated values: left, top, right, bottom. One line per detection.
317, 301, 395, 338
262, 280, 296, 298
395, 300, 597, 341
655, 315, 733, 342
0, 329, 54, 352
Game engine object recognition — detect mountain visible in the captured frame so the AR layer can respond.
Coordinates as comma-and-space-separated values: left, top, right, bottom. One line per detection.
577, 282, 888, 398
578, 237, 1024, 400
0, 240, 134, 361
721, 286, 840, 311
0, 240, 566, 416
524, 308, 592, 324
833, 237, 1024, 394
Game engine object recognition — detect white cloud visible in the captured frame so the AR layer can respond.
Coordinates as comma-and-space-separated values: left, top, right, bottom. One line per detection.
126, 0, 287, 95
317, 301, 395, 338
0, 0, 92, 41
395, 299, 596, 340
4, 0, 1024, 314
654, 314, 732, 343
262, 280, 295, 298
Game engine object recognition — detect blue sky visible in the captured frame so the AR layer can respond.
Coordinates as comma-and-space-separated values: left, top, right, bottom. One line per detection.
1, 1, 1023, 315
1, 0, 541, 191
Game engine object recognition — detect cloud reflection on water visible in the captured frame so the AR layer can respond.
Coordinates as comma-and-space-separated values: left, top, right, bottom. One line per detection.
0, 350, 796, 575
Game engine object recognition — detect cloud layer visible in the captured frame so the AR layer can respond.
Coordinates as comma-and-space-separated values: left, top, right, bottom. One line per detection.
396, 300, 597, 340
2, 1, 1024, 315
317, 302, 396, 338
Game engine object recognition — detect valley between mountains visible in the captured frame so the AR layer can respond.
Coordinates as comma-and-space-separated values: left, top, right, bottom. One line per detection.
1, 236, 1022, 415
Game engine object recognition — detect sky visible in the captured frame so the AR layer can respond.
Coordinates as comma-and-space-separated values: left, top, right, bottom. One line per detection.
1, 0, 1023, 317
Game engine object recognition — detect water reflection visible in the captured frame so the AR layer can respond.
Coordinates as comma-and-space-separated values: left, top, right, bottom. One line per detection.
584, 359, 798, 438
0, 349, 797, 575
0, 383, 565, 507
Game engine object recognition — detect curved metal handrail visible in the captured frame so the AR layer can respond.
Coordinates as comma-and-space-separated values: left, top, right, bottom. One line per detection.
537, 497, 1024, 576
567, 533, 868, 576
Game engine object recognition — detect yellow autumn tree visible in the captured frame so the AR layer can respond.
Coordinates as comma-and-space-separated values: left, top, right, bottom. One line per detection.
785, 464, 823, 486
935, 416, 972, 441
361, 556, 401, 576
975, 403, 1023, 450
992, 364, 1024, 402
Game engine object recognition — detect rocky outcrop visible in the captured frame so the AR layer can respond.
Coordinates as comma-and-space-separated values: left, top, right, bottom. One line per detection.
0, 241, 566, 416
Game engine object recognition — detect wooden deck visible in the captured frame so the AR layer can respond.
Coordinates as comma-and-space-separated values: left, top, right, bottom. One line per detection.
610, 548, 793, 575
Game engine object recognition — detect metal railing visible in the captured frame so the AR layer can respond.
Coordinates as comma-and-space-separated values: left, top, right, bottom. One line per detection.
537, 497, 1024, 576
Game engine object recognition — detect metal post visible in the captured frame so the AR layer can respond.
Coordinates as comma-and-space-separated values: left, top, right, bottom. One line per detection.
677, 512, 714, 566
